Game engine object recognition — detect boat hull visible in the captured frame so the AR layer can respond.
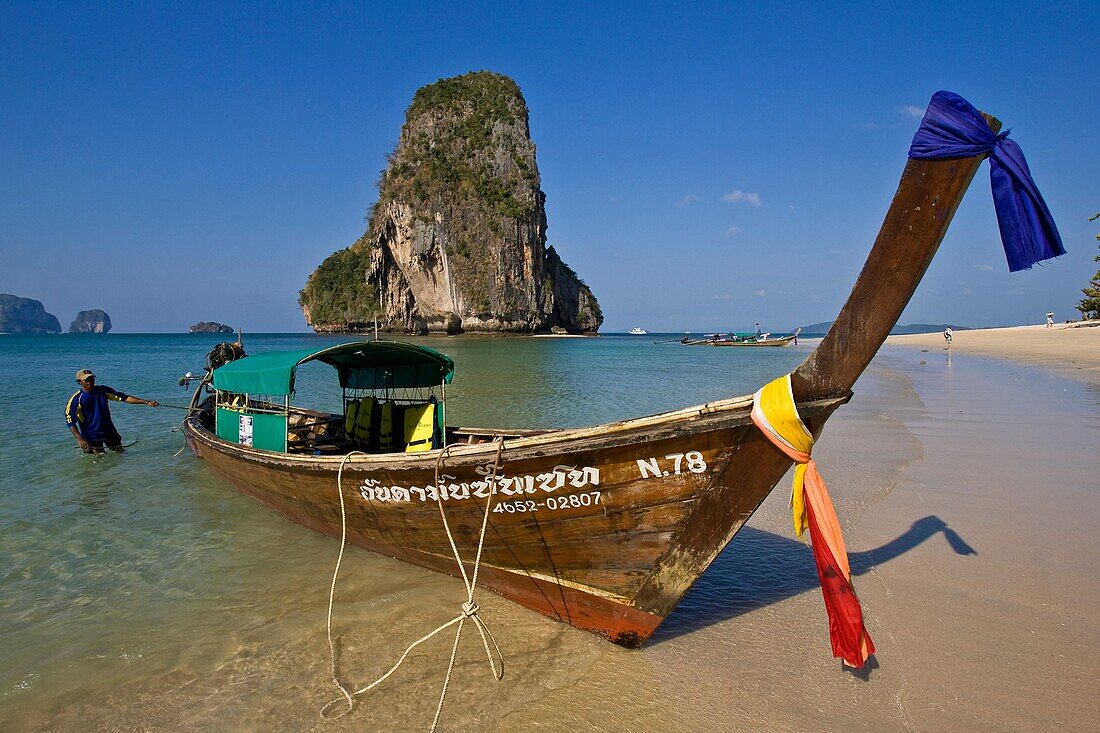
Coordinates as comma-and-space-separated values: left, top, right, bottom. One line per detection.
683, 335, 798, 347
184, 394, 845, 646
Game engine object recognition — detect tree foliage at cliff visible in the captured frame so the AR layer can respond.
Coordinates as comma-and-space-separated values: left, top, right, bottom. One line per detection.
388, 72, 535, 220
1077, 212, 1100, 320
299, 243, 378, 325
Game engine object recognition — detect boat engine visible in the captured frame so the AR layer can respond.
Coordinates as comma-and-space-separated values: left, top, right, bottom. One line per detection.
174, 341, 248, 428
205, 341, 247, 371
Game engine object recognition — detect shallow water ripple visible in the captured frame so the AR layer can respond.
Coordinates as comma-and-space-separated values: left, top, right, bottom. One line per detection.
0, 333, 804, 728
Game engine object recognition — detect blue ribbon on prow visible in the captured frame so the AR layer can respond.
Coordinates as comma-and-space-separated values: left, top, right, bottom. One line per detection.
908, 91, 1064, 272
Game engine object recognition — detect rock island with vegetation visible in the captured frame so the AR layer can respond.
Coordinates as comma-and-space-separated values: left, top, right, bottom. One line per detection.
300, 71, 602, 334
189, 321, 234, 334
69, 309, 112, 333
0, 294, 62, 334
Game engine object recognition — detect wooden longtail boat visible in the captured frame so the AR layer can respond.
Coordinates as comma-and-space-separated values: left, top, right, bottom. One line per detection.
184, 108, 1000, 649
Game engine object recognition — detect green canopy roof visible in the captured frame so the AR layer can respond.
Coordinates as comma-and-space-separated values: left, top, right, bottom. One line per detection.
211, 341, 455, 396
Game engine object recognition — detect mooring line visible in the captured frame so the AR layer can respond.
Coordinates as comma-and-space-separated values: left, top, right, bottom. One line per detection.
322, 440, 505, 731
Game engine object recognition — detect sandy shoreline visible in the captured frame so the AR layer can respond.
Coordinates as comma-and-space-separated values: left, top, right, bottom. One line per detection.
887, 322, 1100, 387
487, 348, 1099, 732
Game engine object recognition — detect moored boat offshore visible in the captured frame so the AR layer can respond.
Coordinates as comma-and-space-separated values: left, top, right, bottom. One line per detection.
681, 327, 801, 347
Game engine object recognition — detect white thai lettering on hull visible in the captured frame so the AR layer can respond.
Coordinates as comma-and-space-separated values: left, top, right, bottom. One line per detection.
357, 465, 600, 504
354, 450, 707, 506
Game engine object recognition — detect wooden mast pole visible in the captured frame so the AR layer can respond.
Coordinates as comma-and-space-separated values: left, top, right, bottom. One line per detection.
631, 113, 1001, 632
791, 112, 1001, 402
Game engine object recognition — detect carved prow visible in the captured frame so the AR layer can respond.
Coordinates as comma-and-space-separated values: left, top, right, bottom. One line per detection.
792, 112, 1001, 401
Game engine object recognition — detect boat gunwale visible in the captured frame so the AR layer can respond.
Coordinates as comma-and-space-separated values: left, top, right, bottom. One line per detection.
184, 392, 850, 467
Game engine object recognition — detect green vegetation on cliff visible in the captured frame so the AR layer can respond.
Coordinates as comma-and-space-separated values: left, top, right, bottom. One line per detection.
407, 71, 521, 138
298, 244, 378, 325
1077, 213, 1100, 320
384, 71, 535, 219
547, 246, 603, 325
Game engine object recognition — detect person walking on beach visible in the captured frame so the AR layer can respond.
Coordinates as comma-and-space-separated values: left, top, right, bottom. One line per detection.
1046, 312, 1054, 327
66, 369, 158, 453
943, 326, 953, 348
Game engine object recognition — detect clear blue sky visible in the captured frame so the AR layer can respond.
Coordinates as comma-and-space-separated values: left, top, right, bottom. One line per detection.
2, 1, 1095, 332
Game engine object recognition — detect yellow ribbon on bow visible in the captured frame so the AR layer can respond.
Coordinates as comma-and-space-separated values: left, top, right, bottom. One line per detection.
750, 373, 814, 539
750, 372, 873, 667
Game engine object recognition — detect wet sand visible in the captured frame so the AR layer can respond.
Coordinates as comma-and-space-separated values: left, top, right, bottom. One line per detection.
489, 350, 1099, 732
11, 346, 1099, 731
888, 322, 1100, 386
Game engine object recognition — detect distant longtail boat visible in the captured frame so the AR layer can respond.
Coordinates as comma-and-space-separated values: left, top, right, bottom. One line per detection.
681, 327, 801, 347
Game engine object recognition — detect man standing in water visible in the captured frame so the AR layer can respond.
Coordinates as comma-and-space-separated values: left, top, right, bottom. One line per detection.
66, 369, 158, 453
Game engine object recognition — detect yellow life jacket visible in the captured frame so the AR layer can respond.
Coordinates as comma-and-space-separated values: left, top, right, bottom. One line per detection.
378, 401, 395, 452
354, 397, 376, 444
404, 402, 435, 453
344, 399, 360, 437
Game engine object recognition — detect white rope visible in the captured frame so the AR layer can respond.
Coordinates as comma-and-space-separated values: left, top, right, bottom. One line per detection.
322, 440, 506, 730
323, 451, 366, 712
171, 378, 209, 457
171, 409, 207, 456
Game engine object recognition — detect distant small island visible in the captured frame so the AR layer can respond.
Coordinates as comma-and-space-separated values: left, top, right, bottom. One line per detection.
69, 309, 112, 333
798, 320, 968, 337
189, 321, 234, 333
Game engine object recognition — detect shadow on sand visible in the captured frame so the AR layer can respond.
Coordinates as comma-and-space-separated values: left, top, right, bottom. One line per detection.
651, 515, 975, 646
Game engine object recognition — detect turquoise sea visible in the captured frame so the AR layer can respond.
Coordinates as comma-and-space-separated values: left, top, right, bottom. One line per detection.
0, 332, 808, 730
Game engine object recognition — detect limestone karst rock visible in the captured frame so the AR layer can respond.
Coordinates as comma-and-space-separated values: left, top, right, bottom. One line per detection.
69, 309, 112, 333
0, 294, 62, 333
300, 71, 602, 334
189, 321, 234, 333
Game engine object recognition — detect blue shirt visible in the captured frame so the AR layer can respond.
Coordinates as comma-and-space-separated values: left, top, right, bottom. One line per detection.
66, 385, 127, 439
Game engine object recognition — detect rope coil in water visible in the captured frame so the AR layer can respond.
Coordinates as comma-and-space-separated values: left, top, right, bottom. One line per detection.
322, 440, 506, 730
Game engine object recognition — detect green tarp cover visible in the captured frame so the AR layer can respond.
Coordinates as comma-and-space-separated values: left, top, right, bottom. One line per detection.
212, 348, 318, 396
212, 341, 455, 396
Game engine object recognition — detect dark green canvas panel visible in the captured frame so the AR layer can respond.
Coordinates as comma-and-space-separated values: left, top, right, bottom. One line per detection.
248, 412, 288, 452
322, 341, 454, 389
341, 362, 451, 389
215, 407, 240, 443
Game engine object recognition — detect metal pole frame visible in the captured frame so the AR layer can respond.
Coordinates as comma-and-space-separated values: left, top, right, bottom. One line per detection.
440, 379, 447, 448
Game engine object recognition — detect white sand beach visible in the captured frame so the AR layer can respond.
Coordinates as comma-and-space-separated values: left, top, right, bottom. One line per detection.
483, 341, 1099, 732
888, 322, 1100, 386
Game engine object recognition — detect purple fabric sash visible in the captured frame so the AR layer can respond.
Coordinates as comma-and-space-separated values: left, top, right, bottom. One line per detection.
908, 91, 1064, 272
